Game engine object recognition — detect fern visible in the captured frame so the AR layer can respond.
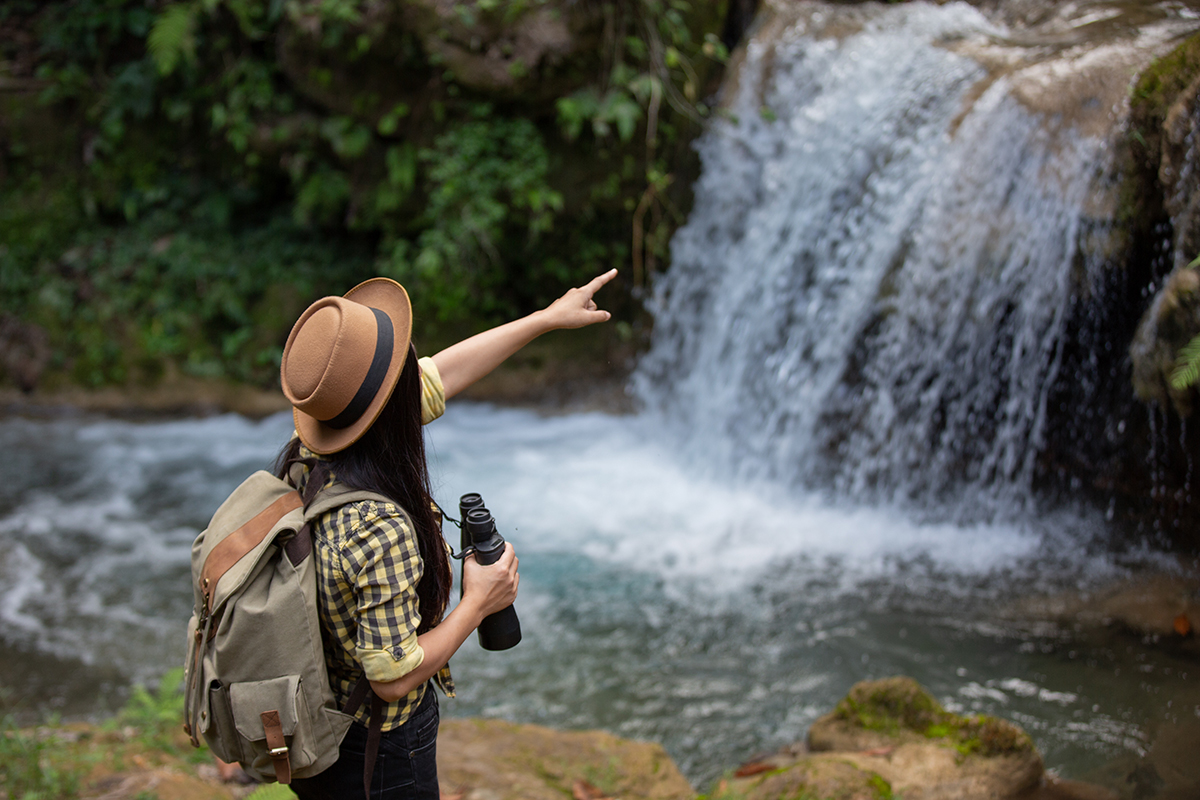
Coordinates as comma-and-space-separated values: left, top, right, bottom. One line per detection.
148, 4, 198, 76
1170, 334, 1200, 390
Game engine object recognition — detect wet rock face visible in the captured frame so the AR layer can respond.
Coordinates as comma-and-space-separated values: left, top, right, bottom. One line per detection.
395, 0, 598, 96
1130, 53, 1200, 419
1160, 74, 1200, 263
279, 0, 607, 110
1095, 32, 1200, 551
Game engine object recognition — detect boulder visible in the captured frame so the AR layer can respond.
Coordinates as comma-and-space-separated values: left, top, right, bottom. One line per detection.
437, 718, 694, 800
1004, 571, 1200, 647
278, 0, 606, 114
395, 0, 601, 97
721, 677, 1116, 800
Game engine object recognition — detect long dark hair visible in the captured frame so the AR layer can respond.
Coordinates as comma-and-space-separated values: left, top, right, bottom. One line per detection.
275, 346, 451, 633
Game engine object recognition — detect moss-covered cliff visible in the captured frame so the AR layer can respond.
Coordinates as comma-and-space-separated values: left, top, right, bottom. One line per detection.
1034, 28, 1200, 553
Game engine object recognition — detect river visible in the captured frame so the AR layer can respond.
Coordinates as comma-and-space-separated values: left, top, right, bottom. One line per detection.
0, 404, 1194, 791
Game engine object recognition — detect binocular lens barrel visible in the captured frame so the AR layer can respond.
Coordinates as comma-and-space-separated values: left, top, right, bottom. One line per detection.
459, 494, 485, 553
458, 494, 521, 651
465, 508, 500, 561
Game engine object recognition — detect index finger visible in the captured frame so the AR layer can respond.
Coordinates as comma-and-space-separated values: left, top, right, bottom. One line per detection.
581, 268, 618, 296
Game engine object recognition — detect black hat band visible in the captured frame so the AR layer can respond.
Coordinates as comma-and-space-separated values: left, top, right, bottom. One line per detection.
323, 307, 394, 430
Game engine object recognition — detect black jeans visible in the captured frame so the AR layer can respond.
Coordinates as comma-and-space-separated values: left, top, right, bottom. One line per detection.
291, 687, 440, 800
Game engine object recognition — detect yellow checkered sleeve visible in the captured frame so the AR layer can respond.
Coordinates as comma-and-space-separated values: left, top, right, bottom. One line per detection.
315, 499, 430, 729
418, 356, 445, 424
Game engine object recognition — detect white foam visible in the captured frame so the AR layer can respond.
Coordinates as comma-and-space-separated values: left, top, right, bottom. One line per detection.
430, 403, 1058, 593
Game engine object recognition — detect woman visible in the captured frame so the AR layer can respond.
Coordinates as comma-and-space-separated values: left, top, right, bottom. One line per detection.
273, 269, 617, 799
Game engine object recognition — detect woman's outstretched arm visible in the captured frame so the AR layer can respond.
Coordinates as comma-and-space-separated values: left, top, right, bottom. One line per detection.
430, 268, 618, 399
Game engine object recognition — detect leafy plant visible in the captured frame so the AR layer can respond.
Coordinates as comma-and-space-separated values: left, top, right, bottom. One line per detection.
114, 667, 188, 753
0, 0, 729, 390
381, 109, 566, 320
0, 713, 82, 799
1169, 254, 1200, 390
1170, 335, 1200, 389
147, 3, 199, 76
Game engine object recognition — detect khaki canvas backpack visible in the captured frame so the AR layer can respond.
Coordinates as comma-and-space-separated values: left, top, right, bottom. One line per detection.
183, 469, 391, 786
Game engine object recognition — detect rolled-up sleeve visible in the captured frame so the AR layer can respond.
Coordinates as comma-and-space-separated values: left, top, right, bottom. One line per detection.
419, 356, 445, 425
338, 502, 426, 683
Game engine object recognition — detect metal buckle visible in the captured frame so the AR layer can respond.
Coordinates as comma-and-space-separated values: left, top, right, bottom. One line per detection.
268, 746, 289, 757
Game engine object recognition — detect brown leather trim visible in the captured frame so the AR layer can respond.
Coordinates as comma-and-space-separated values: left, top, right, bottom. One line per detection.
201, 491, 302, 611
261, 710, 292, 784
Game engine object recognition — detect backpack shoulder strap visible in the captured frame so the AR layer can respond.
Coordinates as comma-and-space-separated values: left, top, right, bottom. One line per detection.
198, 471, 303, 616
290, 484, 408, 567
304, 484, 407, 521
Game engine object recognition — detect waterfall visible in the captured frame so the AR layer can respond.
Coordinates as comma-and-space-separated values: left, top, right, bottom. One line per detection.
634, 1, 1163, 518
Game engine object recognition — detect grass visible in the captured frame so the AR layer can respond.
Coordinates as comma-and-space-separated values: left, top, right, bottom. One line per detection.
0, 710, 83, 799
0, 668, 221, 800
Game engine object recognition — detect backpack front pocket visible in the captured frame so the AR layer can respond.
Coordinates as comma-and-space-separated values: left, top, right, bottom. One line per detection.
229, 674, 316, 781
203, 681, 242, 764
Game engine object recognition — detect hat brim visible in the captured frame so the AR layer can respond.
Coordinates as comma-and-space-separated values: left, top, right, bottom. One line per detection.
293, 278, 414, 455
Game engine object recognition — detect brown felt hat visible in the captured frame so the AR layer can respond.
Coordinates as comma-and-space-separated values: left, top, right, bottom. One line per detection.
280, 278, 413, 454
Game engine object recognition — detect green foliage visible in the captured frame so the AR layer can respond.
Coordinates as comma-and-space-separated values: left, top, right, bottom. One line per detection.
245, 784, 300, 800
0, 0, 726, 389
148, 4, 199, 76
113, 668, 187, 754
1170, 335, 1200, 389
1, 193, 373, 385
1169, 255, 1200, 391
868, 773, 894, 799
0, 712, 82, 799
376, 109, 574, 319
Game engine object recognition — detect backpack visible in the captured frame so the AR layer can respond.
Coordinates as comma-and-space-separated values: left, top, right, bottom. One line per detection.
183, 469, 392, 786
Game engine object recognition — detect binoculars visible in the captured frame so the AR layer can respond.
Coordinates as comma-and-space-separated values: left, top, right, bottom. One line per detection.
458, 493, 522, 651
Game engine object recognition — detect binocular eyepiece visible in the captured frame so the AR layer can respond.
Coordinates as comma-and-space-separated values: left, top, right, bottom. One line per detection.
458, 493, 521, 651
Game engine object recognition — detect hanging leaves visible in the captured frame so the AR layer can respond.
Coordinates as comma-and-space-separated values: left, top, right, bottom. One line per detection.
1170, 335, 1200, 390
147, 3, 198, 76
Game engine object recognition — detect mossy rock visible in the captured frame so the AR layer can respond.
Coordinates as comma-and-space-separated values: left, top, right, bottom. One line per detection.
1119, 30, 1200, 245
1114, 31, 1200, 255
1130, 31, 1200, 131
809, 677, 1034, 758
833, 676, 945, 736
437, 718, 694, 800
724, 758, 895, 800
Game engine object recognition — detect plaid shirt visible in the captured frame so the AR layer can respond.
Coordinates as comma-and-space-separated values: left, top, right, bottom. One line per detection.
297, 356, 454, 731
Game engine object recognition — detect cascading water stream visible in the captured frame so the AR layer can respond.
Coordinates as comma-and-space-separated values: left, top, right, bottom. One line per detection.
634, 1, 1157, 519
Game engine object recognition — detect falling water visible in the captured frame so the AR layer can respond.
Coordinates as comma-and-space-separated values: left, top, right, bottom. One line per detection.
635, 1, 1182, 519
